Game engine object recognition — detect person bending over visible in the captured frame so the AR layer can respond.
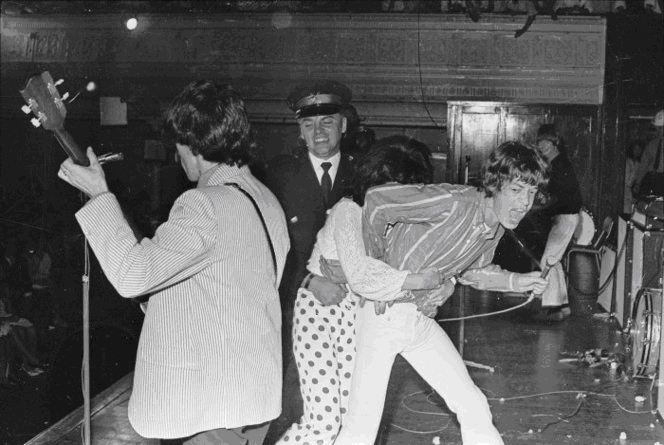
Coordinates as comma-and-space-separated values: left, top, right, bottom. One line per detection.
333, 141, 551, 445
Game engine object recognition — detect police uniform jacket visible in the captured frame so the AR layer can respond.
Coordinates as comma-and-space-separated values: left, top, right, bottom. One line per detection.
264, 149, 353, 308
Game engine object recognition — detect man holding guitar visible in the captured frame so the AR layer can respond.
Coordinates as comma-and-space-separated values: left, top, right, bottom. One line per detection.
56, 80, 290, 445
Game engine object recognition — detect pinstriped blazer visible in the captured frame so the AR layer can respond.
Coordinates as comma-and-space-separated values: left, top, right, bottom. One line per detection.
75, 164, 290, 439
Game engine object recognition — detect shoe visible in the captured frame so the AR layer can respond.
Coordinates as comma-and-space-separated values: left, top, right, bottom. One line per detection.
533, 306, 571, 322
21, 363, 45, 377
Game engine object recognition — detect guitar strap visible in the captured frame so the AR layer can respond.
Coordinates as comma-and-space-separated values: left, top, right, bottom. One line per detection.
138, 182, 277, 314
224, 182, 277, 277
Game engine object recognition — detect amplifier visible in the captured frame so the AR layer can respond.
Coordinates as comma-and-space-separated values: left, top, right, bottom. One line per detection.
614, 216, 664, 329
633, 198, 664, 231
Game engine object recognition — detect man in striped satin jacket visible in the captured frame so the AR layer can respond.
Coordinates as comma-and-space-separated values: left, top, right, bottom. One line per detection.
57, 81, 290, 445
335, 141, 552, 445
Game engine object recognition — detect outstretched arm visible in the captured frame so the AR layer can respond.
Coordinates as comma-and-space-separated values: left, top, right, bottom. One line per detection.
458, 265, 548, 295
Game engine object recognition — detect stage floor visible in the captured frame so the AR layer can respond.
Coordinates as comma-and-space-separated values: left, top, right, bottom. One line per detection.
25, 290, 664, 445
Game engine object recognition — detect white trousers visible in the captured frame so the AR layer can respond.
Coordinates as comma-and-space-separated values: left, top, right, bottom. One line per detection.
334, 303, 503, 445
541, 262, 568, 307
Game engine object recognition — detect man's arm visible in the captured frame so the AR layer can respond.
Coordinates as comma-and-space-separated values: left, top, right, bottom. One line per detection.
76, 190, 217, 298
458, 265, 548, 295
457, 239, 548, 294
541, 213, 579, 266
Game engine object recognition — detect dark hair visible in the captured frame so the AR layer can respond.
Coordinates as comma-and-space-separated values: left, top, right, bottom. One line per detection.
351, 135, 433, 206
162, 80, 256, 167
537, 123, 568, 156
627, 140, 645, 162
341, 104, 362, 132
340, 105, 376, 159
482, 141, 550, 206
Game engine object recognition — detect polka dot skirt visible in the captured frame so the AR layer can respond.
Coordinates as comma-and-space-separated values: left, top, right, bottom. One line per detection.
276, 287, 357, 445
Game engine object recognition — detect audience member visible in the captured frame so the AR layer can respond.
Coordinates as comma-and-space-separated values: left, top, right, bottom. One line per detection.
333, 141, 550, 445
21, 238, 60, 348
57, 80, 290, 444
0, 298, 44, 379
1, 238, 30, 319
1, 244, 45, 379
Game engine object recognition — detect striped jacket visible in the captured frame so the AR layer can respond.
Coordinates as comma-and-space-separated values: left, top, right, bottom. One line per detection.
362, 183, 504, 316
76, 164, 289, 439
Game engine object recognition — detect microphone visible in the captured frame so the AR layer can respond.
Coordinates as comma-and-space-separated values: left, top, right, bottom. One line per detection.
97, 152, 124, 165
529, 258, 554, 302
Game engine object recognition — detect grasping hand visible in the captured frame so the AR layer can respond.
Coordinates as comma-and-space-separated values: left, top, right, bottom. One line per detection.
513, 271, 549, 297
307, 275, 346, 306
58, 147, 109, 198
319, 256, 347, 284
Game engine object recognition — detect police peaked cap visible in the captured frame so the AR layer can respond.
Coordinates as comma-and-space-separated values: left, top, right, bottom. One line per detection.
287, 80, 352, 119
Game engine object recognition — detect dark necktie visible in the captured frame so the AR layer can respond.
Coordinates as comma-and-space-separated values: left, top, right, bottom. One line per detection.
321, 162, 332, 206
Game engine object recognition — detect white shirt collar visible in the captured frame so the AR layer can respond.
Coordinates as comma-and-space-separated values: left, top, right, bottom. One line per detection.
308, 151, 341, 186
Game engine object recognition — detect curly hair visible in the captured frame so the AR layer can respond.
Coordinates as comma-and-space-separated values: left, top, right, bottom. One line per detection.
481, 141, 550, 206
351, 135, 434, 206
162, 80, 256, 167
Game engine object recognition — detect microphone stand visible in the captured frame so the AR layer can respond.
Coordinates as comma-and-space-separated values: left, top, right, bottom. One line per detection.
80, 153, 123, 445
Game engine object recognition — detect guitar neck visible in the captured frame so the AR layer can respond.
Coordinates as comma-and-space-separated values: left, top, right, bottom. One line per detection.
53, 127, 89, 166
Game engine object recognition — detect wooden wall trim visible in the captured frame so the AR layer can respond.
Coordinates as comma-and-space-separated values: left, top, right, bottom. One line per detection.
2, 13, 606, 125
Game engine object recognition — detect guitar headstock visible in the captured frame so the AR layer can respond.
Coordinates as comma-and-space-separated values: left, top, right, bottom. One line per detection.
20, 71, 67, 131
19, 71, 89, 166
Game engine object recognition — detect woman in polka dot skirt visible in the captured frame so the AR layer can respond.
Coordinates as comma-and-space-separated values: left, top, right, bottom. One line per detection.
276, 136, 442, 445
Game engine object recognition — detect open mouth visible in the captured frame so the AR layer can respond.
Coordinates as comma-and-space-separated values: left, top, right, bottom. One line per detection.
509, 210, 526, 224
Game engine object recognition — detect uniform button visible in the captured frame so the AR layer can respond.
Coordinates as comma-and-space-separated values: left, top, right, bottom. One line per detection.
290, 216, 299, 223
326, 209, 332, 215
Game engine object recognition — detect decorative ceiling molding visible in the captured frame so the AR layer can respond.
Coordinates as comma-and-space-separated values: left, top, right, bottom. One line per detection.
2, 12, 607, 126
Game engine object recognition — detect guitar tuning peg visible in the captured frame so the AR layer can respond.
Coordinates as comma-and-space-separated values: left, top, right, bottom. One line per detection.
55, 78, 64, 86
61, 92, 70, 100
30, 117, 41, 128
21, 105, 32, 114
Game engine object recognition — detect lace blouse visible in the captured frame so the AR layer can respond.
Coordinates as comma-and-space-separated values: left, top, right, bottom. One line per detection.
307, 198, 409, 301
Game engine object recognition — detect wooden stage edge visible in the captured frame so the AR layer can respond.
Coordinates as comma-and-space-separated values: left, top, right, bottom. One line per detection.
26, 372, 135, 445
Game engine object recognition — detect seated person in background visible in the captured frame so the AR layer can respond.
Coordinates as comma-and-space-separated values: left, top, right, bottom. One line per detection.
0, 298, 44, 379
493, 124, 582, 321
333, 141, 550, 445
277, 135, 439, 445
21, 238, 60, 350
